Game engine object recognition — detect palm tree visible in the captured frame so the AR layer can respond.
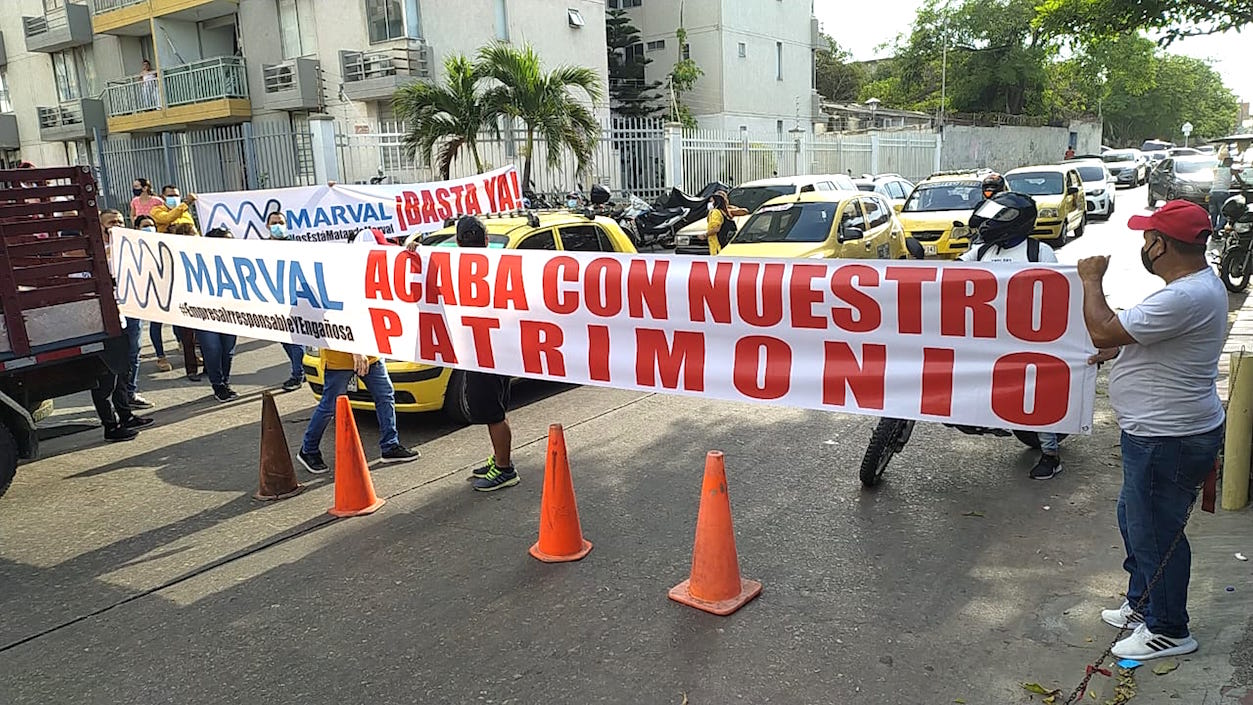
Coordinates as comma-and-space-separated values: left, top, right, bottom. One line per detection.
476, 42, 604, 194
394, 54, 498, 179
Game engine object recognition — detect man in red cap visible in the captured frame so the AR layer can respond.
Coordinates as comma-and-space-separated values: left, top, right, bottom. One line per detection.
1078, 200, 1226, 661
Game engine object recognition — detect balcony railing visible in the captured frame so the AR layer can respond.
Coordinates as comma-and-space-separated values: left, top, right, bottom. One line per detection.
103, 74, 161, 117
22, 2, 92, 52
262, 57, 322, 111
91, 0, 147, 13
341, 45, 430, 84
38, 102, 87, 130
164, 56, 247, 107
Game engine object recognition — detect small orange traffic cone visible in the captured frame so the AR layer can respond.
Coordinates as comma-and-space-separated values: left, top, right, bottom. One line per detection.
254, 390, 304, 501
328, 395, 385, 517
669, 451, 761, 615
529, 424, 592, 562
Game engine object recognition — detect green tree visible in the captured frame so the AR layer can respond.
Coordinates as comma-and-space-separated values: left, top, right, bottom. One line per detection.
815, 35, 866, 102
393, 55, 499, 178
1037, 0, 1253, 41
606, 9, 664, 118
477, 43, 604, 193
668, 27, 703, 127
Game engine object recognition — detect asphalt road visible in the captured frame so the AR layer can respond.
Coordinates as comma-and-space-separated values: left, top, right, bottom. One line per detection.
2, 185, 1250, 705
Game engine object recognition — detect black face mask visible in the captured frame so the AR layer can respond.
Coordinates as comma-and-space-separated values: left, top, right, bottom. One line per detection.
132, 188, 143, 197
1141, 235, 1166, 275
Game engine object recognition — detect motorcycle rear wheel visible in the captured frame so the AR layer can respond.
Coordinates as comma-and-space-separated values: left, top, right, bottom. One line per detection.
1221, 248, 1251, 292
860, 418, 914, 488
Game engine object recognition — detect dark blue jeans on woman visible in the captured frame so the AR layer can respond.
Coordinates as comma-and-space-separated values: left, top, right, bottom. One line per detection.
197, 331, 237, 391
1117, 424, 1224, 639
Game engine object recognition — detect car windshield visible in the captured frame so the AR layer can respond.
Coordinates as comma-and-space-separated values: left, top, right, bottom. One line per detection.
1076, 165, 1106, 182
423, 233, 510, 248
855, 183, 875, 192
901, 182, 981, 212
1102, 151, 1136, 163
1176, 159, 1218, 174
727, 185, 794, 211
734, 202, 838, 243
1006, 172, 1065, 195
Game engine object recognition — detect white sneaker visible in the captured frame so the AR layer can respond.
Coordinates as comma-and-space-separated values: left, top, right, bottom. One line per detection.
1111, 624, 1198, 661
1101, 601, 1145, 629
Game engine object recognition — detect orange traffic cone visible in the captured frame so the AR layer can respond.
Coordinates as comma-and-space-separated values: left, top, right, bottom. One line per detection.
254, 391, 304, 501
668, 451, 761, 615
328, 395, 385, 517
529, 424, 593, 562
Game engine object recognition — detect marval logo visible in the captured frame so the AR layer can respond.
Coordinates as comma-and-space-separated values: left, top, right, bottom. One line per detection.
204, 197, 283, 240
115, 235, 177, 312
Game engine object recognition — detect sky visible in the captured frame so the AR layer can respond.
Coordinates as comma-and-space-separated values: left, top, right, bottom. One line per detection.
818, 0, 1253, 105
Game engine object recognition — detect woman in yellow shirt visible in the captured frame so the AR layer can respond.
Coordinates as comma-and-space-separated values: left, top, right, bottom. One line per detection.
705, 191, 747, 256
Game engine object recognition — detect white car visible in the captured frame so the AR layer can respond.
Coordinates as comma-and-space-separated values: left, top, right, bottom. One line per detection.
673, 174, 858, 255
1071, 160, 1116, 219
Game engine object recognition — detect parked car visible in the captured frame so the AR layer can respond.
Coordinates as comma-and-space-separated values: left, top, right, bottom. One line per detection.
1147, 156, 1220, 208
1070, 160, 1117, 219
1142, 139, 1175, 152
1145, 150, 1169, 169
852, 174, 916, 211
1101, 149, 1148, 187
718, 191, 910, 260
672, 174, 855, 255
895, 170, 992, 259
1004, 165, 1087, 241
1168, 147, 1202, 158
302, 212, 638, 420
1197, 145, 1217, 155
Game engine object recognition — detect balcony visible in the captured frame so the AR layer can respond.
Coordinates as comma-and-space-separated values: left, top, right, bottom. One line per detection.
0, 113, 18, 150
91, 0, 152, 36
263, 57, 323, 111
151, 0, 238, 22
104, 56, 251, 132
37, 99, 107, 141
339, 43, 431, 102
22, 2, 93, 53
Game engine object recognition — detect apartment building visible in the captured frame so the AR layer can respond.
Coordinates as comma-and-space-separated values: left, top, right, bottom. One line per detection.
615, 0, 823, 134
0, 0, 609, 170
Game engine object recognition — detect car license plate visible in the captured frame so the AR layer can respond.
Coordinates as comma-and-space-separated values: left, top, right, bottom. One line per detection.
347, 377, 359, 392
924, 244, 938, 255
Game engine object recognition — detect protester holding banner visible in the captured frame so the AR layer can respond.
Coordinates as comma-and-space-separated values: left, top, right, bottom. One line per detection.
1079, 200, 1225, 661
151, 185, 199, 235
266, 211, 309, 392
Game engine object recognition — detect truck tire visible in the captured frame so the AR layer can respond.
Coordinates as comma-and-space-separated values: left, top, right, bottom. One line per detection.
442, 370, 473, 425
0, 424, 17, 499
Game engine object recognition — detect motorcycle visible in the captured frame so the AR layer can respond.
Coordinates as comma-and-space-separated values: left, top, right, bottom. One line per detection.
1217, 177, 1253, 292
632, 181, 730, 249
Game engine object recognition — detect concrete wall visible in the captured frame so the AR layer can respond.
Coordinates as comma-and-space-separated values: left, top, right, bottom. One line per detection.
153, 18, 202, 68
939, 119, 1104, 172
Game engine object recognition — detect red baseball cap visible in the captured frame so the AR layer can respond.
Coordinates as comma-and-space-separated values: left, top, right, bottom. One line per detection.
1127, 200, 1212, 244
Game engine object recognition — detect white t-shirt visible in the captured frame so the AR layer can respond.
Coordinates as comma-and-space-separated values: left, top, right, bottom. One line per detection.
957, 239, 1058, 263
1109, 269, 1227, 437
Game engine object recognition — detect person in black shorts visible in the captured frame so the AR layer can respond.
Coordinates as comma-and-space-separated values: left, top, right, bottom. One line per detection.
455, 216, 519, 491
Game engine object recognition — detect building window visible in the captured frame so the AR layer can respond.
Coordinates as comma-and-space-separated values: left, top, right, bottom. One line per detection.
681, 43, 691, 60
277, 0, 317, 59
494, 0, 509, 40
776, 41, 783, 80
737, 42, 746, 58
609, 0, 641, 7
647, 40, 665, 51
567, 8, 585, 27
52, 48, 95, 103
366, 0, 421, 43
0, 70, 11, 113
624, 42, 644, 64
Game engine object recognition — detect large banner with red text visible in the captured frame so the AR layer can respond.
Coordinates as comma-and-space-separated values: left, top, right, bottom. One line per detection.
111, 228, 1098, 433
197, 165, 521, 242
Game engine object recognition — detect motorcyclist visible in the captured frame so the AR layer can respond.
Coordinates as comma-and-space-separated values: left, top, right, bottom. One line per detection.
959, 191, 1063, 479
980, 172, 1007, 200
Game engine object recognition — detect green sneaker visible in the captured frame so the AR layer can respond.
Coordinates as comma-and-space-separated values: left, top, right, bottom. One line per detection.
472, 464, 519, 492
471, 456, 496, 478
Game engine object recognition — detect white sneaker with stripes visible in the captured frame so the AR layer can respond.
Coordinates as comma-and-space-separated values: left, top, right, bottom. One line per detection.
1111, 623, 1198, 660
1101, 601, 1145, 629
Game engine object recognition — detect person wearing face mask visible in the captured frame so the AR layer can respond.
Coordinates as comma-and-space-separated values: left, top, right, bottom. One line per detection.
151, 184, 199, 234
96, 209, 157, 430
1078, 199, 1226, 662
265, 211, 308, 392
132, 214, 175, 372
130, 178, 162, 225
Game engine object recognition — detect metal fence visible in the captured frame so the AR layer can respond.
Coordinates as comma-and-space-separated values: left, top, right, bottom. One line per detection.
95, 121, 315, 214
335, 116, 669, 201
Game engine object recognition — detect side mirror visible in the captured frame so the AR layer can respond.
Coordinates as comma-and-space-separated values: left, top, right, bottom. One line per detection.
1068, 186, 1080, 195
839, 226, 865, 243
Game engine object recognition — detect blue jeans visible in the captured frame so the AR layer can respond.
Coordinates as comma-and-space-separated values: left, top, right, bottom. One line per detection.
281, 342, 305, 380
149, 321, 166, 358
1039, 432, 1060, 454
124, 316, 142, 397
1117, 425, 1224, 638
1210, 190, 1230, 230
197, 331, 236, 389
300, 361, 399, 455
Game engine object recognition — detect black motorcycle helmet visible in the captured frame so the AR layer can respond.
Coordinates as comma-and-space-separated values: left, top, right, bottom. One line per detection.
967, 191, 1038, 248
1222, 193, 1248, 222
981, 173, 1006, 199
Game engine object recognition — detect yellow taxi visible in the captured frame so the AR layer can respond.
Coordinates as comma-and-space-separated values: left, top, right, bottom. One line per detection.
1004, 165, 1087, 242
894, 170, 990, 259
302, 211, 638, 421
716, 190, 911, 260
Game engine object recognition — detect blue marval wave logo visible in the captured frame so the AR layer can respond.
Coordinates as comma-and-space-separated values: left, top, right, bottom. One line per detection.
115, 236, 176, 312
204, 197, 283, 240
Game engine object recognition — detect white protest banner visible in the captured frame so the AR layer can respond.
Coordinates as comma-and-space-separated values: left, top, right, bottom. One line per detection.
112, 229, 1098, 433
197, 165, 521, 242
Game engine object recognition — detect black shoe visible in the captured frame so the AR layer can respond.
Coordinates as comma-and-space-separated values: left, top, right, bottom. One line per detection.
380, 445, 420, 463
123, 415, 155, 430
298, 450, 329, 474
104, 424, 138, 442
187, 372, 202, 382
472, 464, 519, 492
213, 386, 240, 403
281, 376, 304, 392
128, 394, 154, 410
1030, 453, 1063, 480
